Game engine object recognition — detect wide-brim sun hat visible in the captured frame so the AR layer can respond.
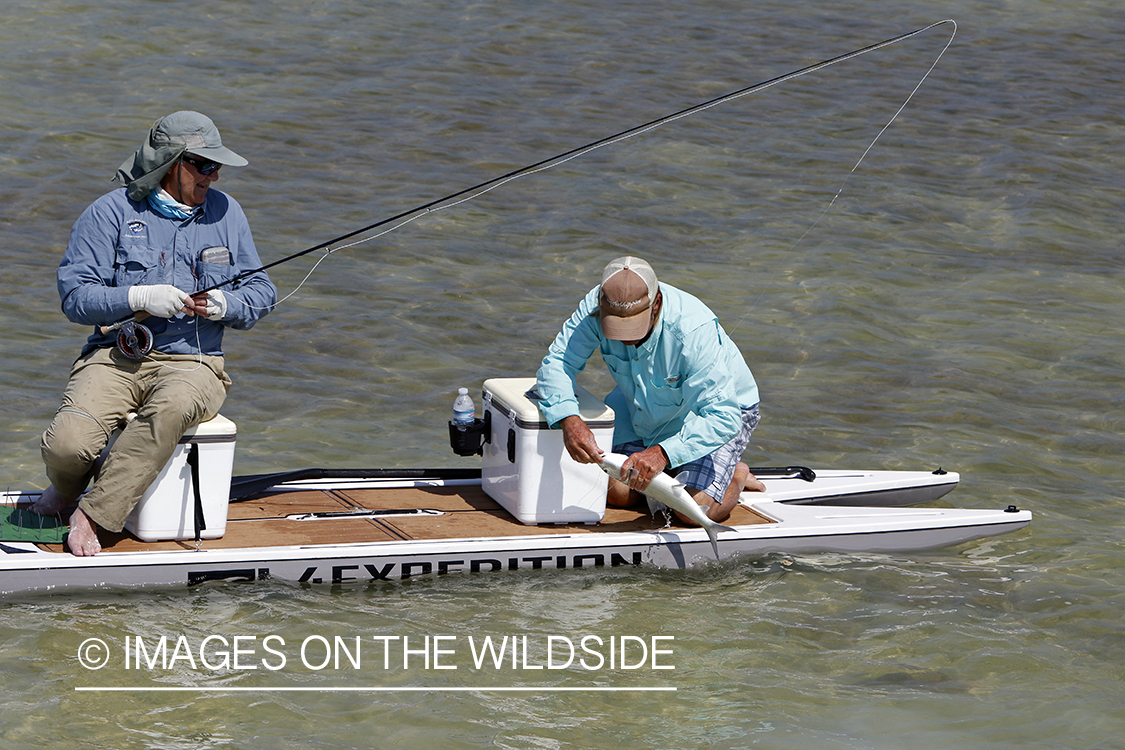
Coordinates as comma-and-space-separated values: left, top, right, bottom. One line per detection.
112, 111, 247, 201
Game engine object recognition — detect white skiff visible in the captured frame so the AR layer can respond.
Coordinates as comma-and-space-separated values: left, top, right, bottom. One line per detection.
0, 466, 1029, 596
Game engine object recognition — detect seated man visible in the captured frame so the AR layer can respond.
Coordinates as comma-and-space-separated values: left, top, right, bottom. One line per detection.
32, 111, 277, 555
536, 256, 763, 524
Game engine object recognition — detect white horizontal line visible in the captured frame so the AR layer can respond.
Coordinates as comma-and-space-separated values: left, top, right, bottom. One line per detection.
76, 686, 676, 693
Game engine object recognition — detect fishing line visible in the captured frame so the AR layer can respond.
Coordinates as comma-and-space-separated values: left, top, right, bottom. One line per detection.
103, 20, 956, 340
573, 19, 957, 496
726, 18, 957, 336
267, 19, 959, 284
130, 317, 207, 373
642, 20, 958, 478
635, 20, 958, 507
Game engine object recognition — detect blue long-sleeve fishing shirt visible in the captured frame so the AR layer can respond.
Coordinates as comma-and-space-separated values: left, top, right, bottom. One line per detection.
536, 282, 759, 468
57, 187, 277, 357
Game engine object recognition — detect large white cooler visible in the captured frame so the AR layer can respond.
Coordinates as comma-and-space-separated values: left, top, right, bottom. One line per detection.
481, 378, 615, 525
123, 414, 237, 541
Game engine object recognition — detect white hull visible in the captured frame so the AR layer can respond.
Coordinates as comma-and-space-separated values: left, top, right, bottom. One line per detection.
1, 469, 1029, 596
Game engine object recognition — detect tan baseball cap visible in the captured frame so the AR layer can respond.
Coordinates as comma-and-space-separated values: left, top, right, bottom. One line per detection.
598, 256, 659, 340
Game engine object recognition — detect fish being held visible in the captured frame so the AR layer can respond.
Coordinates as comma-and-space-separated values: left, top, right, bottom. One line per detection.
599, 452, 735, 560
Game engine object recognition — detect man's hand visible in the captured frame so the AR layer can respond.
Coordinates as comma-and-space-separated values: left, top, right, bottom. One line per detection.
560, 415, 603, 464
193, 290, 227, 319
128, 284, 191, 318
620, 444, 669, 491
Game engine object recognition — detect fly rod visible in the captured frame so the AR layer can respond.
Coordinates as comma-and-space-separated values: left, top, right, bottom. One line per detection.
103, 19, 955, 355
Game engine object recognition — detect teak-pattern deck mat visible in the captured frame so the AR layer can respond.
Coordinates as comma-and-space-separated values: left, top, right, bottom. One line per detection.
39, 484, 774, 553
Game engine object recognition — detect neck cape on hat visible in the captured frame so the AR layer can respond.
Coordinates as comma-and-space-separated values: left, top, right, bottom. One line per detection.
598, 256, 659, 341
111, 111, 247, 202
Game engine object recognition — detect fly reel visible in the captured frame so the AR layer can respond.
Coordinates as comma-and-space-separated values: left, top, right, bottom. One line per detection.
116, 319, 154, 360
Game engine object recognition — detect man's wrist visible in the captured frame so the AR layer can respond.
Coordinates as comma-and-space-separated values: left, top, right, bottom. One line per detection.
558, 414, 583, 430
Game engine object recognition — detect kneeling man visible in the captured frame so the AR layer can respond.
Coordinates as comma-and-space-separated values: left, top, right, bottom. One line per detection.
536, 256, 763, 524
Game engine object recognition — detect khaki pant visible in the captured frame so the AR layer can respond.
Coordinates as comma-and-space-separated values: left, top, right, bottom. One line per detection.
41, 347, 231, 532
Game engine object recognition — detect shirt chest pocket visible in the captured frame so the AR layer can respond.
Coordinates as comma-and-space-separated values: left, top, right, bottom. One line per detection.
646, 373, 684, 409
114, 241, 160, 286
196, 246, 235, 288
603, 352, 630, 377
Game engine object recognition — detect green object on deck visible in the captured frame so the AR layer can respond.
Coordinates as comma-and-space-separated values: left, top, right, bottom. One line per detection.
1, 506, 68, 544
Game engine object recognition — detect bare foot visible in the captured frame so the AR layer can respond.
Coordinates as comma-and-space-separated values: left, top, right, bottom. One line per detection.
66, 508, 102, 556
742, 463, 766, 493
30, 485, 75, 516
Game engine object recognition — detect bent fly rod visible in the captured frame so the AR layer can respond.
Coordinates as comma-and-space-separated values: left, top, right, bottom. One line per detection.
105, 19, 956, 359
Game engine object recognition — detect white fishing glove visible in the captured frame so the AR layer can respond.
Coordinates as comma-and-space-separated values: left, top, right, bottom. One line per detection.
128, 284, 191, 318
200, 290, 228, 320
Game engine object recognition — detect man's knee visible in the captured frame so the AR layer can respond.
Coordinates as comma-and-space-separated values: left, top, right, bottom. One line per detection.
606, 480, 645, 508
41, 411, 107, 474
40, 411, 110, 498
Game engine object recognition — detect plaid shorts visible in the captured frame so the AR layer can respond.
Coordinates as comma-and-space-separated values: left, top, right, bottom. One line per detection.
614, 404, 761, 503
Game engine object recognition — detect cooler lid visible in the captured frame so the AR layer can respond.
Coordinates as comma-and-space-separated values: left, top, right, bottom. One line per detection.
483, 377, 615, 429
180, 413, 237, 442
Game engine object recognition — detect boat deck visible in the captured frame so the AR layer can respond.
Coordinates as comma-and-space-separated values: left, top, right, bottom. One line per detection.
36, 484, 775, 554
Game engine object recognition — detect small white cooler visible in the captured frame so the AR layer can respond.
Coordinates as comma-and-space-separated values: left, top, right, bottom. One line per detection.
481, 378, 615, 525
123, 414, 237, 541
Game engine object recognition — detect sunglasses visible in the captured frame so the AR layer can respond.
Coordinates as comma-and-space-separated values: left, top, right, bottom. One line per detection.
182, 154, 221, 175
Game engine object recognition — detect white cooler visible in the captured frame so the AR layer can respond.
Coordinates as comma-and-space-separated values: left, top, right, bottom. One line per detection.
123, 414, 237, 541
481, 377, 615, 525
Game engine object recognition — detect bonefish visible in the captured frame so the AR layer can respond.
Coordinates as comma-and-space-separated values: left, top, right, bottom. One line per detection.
599, 453, 735, 559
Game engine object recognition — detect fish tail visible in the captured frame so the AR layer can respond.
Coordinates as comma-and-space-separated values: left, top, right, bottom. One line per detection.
705, 523, 736, 560
706, 526, 721, 560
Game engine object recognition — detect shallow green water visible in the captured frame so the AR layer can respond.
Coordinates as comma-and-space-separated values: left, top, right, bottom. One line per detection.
1, 1, 1122, 748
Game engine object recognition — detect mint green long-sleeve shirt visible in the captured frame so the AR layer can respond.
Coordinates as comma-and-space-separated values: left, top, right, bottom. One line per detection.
536, 283, 759, 467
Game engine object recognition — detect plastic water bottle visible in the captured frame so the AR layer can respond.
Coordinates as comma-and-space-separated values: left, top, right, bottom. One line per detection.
452, 388, 475, 425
